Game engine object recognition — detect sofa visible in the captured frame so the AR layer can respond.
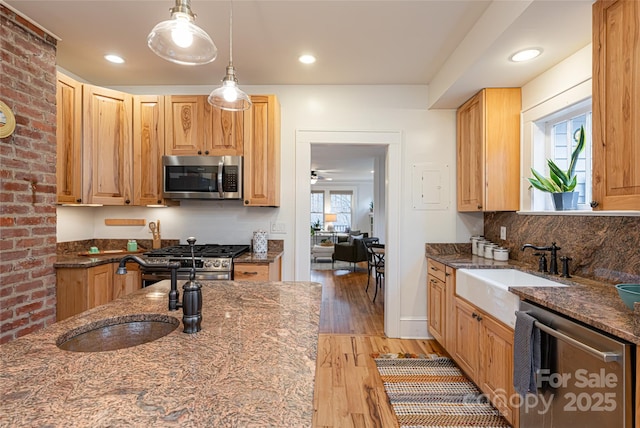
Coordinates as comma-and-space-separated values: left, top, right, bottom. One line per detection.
332, 232, 371, 271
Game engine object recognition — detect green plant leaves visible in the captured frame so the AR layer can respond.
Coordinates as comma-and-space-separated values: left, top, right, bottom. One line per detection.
528, 125, 585, 194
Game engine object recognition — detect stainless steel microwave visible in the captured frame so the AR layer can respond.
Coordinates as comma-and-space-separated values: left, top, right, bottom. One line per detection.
162, 155, 243, 200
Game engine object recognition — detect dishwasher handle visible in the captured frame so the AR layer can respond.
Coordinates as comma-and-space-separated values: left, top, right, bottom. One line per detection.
533, 320, 620, 363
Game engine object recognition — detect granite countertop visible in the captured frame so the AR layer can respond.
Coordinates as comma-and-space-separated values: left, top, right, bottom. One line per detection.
234, 251, 283, 264
426, 247, 640, 345
55, 251, 284, 269
0, 280, 321, 426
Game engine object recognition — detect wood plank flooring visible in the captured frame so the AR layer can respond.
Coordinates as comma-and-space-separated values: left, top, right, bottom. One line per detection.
311, 263, 446, 428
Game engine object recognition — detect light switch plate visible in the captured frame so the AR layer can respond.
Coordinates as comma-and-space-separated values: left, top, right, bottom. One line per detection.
500, 226, 507, 240
270, 222, 286, 234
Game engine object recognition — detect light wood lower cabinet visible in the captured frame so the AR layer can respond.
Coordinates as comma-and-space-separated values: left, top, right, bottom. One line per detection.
479, 313, 518, 425
453, 297, 481, 380
453, 296, 518, 427
426, 258, 518, 427
56, 262, 141, 321
427, 258, 456, 351
233, 257, 282, 282
112, 263, 141, 299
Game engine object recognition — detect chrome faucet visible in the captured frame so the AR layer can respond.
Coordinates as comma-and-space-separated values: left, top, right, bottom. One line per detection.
116, 241, 203, 334
521, 242, 561, 275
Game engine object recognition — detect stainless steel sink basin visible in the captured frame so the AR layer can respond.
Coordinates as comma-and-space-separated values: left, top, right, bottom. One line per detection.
57, 314, 179, 352
456, 269, 567, 328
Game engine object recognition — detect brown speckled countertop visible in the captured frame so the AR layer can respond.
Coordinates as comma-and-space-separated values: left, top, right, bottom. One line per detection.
0, 280, 321, 427
426, 245, 640, 345
234, 251, 283, 264
54, 251, 284, 269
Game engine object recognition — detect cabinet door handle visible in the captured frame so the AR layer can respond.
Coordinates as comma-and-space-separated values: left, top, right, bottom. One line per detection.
241, 271, 258, 275
472, 312, 477, 319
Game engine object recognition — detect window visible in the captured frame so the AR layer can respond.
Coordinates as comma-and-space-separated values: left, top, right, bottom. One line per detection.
310, 191, 324, 229
531, 99, 592, 211
330, 191, 352, 230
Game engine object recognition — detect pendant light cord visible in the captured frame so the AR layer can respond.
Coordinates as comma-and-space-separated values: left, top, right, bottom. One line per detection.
229, 0, 233, 66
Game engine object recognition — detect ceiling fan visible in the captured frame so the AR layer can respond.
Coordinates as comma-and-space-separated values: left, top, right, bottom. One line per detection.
310, 170, 332, 184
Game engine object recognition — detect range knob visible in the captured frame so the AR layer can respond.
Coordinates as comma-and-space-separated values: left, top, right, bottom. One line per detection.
204, 260, 213, 268
213, 260, 221, 268
221, 260, 230, 268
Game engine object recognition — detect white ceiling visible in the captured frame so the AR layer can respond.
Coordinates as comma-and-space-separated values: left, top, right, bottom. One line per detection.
3, 0, 594, 182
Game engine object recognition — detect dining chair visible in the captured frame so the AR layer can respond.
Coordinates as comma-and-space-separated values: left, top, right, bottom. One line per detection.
365, 240, 385, 302
363, 238, 380, 290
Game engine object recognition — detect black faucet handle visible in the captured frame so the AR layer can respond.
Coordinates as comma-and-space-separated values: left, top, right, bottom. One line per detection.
533, 252, 548, 273
560, 256, 572, 278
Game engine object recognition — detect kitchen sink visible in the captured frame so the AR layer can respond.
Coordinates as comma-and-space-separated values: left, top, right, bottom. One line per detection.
456, 269, 567, 328
57, 314, 180, 352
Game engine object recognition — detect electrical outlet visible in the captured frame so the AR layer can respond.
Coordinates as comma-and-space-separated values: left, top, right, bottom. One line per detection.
270, 222, 286, 234
500, 226, 507, 240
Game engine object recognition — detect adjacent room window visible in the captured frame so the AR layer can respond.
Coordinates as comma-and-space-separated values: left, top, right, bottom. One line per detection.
330, 191, 353, 230
310, 191, 324, 229
531, 99, 592, 211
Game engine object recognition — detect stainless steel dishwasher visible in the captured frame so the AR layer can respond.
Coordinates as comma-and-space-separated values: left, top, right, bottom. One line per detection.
519, 301, 634, 428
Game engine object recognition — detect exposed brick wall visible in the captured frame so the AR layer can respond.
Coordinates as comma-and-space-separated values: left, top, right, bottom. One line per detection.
1, 5, 58, 343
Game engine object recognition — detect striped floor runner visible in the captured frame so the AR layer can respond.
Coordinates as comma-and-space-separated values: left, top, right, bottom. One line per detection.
373, 353, 511, 428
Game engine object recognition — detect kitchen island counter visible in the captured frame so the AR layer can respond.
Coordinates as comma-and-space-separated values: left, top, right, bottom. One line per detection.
0, 280, 321, 427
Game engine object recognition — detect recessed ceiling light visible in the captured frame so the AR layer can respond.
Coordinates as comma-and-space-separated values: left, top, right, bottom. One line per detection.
299, 54, 316, 64
104, 54, 125, 64
510, 48, 542, 62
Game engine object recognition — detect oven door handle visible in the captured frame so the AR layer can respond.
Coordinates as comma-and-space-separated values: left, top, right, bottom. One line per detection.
533, 320, 620, 363
217, 159, 224, 199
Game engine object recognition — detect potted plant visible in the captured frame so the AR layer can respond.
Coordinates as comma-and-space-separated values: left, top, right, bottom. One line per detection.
528, 125, 585, 210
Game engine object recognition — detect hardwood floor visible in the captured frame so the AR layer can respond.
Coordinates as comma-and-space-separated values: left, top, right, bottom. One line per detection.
311, 263, 446, 428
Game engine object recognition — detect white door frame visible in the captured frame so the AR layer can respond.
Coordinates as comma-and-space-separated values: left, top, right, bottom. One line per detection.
295, 130, 402, 338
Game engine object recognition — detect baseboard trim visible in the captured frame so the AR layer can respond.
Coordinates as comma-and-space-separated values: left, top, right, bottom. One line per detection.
399, 316, 430, 339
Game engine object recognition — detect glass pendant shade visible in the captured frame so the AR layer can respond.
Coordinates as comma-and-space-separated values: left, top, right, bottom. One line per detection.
208, 65, 252, 111
207, 1, 251, 111
147, 2, 217, 65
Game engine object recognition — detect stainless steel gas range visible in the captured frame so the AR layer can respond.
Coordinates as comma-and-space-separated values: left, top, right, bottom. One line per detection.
140, 244, 250, 286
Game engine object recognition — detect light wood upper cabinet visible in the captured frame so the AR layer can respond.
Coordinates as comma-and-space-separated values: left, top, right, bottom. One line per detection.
456, 88, 521, 212
164, 95, 205, 156
243, 95, 281, 207
592, 0, 640, 210
205, 102, 244, 156
133, 95, 167, 206
82, 85, 133, 205
56, 72, 83, 204
165, 95, 243, 156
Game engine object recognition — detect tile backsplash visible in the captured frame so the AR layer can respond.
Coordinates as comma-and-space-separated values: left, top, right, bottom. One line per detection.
484, 212, 640, 285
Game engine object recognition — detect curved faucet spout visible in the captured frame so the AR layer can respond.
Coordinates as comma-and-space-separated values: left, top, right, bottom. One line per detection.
521, 243, 549, 252
116, 255, 182, 311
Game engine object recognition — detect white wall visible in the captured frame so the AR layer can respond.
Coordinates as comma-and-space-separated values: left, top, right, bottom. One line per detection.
57, 84, 482, 338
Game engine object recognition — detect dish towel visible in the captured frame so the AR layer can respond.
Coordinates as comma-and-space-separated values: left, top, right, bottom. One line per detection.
513, 310, 541, 397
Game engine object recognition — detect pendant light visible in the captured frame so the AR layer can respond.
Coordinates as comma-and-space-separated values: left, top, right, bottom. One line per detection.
147, 0, 217, 66
208, 0, 251, 111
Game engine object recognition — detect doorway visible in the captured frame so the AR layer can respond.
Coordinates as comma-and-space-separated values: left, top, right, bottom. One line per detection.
295, 130, 402, 338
